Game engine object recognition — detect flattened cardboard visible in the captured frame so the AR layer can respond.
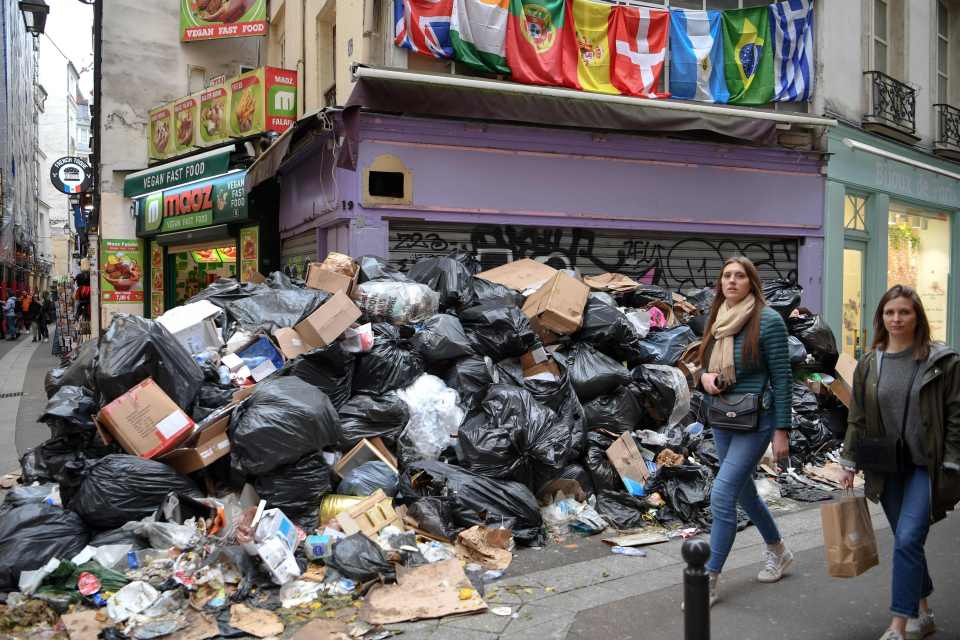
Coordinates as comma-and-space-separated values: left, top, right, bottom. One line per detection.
476, 258, 557, 292
830, 353, 857, 408
273, 327, 307, 360
293, 290, 362, 349
304, 263, 356, 296
96, 378, 195, 459
522, 272, 589, 339
334, 437, 398, 478
159, 411, 231, 475
583, 273, 640, 293
605, 432, 649, 496
361, 560, 486, 624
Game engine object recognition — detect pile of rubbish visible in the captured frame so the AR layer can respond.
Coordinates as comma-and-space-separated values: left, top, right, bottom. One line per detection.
0, 254, 855, 638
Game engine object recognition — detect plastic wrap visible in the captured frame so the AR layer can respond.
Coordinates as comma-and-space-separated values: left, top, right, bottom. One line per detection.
353, 323, 425, 395
630, 364, 692, 428
410, 314, 474, 362
253, 453, 333, 530
460, 303, 539, 361
356, 281, 440, 325
229, 377, 341, 476
337, 461, 399, 497
583, 386, 642, 434
408, 257, 477, 310
566, 343, 631, 403
0, 504, 90, 590
338, 393, 410, 451
397, 374, 464, 462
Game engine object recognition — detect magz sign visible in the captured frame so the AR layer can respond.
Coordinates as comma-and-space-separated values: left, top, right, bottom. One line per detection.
139, 171, 248, 236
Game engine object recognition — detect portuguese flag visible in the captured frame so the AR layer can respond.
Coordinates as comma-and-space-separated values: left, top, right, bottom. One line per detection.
505, 0, 577, 87
722, 7, 774, 104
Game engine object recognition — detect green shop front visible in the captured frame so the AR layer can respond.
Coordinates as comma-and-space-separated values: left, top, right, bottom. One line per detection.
123, 148, 264, 318
824, 124, 960, 358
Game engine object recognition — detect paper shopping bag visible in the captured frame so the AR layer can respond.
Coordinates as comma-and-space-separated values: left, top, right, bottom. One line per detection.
820, 493, 879, 578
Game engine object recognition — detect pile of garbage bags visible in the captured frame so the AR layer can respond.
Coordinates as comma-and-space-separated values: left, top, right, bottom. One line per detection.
2, 250, 850, 637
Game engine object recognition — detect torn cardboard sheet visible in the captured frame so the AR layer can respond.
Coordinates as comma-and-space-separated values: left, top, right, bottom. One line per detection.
291, 619, 350, 640
229, 604, 284, 638
606, 432, 649, 495
602, 532, 670, 547
455, 526, 513, 571
178, 611, 220, 640
476, 259, 557, 292
830, 353, 857, 408
583, 273, 640, 293
522, 272, 590, 341
361, 559, 487, 624
60, 610, 110, 640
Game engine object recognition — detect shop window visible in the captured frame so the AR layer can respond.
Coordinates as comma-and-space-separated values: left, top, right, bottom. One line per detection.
888, 204, 951, 341
844, 195, 868, 232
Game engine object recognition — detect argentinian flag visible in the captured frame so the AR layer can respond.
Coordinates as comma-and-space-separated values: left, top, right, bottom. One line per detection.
668, 9, 729, 103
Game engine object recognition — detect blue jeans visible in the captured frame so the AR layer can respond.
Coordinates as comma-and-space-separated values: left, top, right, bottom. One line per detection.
706, 409, 783, 573
880, 465, 933, 618
5, 315, 16, 339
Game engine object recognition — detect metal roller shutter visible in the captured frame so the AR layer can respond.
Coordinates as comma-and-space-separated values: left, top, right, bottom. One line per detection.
281, 229, 318, 280
388, 223, 799, 290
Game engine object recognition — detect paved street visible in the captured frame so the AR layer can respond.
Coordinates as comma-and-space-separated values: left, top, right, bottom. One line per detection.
0, 331, 56, 478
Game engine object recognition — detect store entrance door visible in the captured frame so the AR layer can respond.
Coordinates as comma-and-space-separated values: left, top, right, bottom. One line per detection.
842, 241, 867, 360
166, 241, 238, 308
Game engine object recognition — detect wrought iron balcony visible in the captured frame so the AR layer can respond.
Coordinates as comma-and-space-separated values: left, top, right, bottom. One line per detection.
863, 71, 918, 144
933, 103, 960, 161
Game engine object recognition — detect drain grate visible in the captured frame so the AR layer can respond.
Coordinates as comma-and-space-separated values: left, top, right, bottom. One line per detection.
0, 391, 23, 399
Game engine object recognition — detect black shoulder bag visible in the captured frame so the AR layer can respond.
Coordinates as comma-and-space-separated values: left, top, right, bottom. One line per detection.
854, 358, 920, 473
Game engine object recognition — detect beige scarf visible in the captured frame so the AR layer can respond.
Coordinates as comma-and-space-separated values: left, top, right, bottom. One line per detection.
707, 294, 756, 386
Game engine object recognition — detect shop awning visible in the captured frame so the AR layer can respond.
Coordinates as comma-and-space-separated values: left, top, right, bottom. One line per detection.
347, 65, 837, 146
244, 110, 341, 193
123, 146, 235, 199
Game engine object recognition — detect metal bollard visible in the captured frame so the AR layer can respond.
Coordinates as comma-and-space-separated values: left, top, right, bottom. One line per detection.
682, 539, 711, 640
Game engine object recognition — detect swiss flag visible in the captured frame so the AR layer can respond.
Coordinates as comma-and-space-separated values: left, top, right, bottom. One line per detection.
609, 6, 669, 98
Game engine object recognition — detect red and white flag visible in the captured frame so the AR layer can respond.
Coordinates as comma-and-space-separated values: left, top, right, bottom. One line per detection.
609, 6, 669, 98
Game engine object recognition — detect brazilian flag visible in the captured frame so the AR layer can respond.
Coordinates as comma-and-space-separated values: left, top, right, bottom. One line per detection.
722, 7, 774, 105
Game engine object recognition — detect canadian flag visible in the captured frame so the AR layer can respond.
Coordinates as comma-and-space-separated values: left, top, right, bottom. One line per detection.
610, 6, 670, 98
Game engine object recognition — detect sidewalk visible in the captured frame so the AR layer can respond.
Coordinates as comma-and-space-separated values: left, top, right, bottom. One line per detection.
0, 335, 47, 476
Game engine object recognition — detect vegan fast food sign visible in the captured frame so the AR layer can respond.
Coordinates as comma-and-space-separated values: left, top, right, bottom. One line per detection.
181, 0, 267, 41
137, 171, 249, 237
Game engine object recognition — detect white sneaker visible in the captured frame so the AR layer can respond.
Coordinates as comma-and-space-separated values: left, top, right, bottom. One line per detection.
905, 610, 936, 640
757, 546, 794, 583
879, 629, 904, 640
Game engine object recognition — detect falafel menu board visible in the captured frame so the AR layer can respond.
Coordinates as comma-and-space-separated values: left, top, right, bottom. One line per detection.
181, 0, 267, 41
101, 239, 144, 303
136, 171, 249, 237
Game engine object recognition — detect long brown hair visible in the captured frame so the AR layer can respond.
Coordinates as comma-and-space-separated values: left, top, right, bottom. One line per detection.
870, 284, 931, 361
698, 257, 767, 367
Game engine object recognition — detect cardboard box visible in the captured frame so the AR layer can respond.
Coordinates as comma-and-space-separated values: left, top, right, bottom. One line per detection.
521, 347, 561, 379
97, 378, 195, 459
159, 411, 231, 475
156, 300, 223, 355
476, 259, 558, 292
605, 432, 649, 496
273, 327, 308, 360
304, 263, 356, 296
334, 437, 398, 479
251, 359, 276, 382
830, 353, 858, 408
294, 290, 362, 349
221, 352, 244, 372
522, 272, 590, 340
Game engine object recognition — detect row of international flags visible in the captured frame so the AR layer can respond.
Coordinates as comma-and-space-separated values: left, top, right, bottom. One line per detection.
394, 0, 814, 105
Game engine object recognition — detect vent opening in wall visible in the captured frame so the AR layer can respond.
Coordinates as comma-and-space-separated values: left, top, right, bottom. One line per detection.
362, 154, 412, 206
369, 171, 404, 198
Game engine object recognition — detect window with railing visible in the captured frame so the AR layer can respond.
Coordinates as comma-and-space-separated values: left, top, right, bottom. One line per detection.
937, 0, 949, 104
934, 103, 960, 148
863, 70, 916, 135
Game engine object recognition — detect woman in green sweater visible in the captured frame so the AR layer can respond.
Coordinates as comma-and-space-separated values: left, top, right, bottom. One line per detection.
697, 257, 794, 606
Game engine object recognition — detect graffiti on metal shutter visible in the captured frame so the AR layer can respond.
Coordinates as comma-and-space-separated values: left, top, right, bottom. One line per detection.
389, 224, 797, 289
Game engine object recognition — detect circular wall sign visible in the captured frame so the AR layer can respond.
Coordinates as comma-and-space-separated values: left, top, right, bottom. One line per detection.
50, 156, 93, 194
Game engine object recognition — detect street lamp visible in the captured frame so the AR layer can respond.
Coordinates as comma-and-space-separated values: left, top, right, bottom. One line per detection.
18, 0, 49, 37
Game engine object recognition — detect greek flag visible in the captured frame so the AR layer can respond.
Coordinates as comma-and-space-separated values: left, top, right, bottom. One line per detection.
669, 9, 729, 103
771, 0, 814, 101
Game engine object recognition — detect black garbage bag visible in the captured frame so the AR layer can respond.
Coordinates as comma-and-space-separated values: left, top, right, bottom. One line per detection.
338, 461, 399, 497
630, 364, 688, 428
0, 484, 60, 517
633, 326, 696, 366
326, 533, 395, 582
692, 431, 720, 470
399, 460, 544, 546
792, 382, 820, 417
788, 314, 839, 373
186, 277, 256, 309
583, 386, 642, 434
408, 257, 477, 310
193, 382, 237, 422
576, 295, 645, 363
45, 340, 98, 398
225, 287, 329, 334
229, 377, 341, 476
406, 497, 457, 540
410, 314, 474, 363
0, 503, 90, 589
95, 314, 204, 411
595, 490, 651, 529
357, 255, 410, 283
472, 277, 523, 307
89, 527, 148, 550
338, 393, 410, 451
647, 464, 712, 525
495, 358, 524, 387
447, 249, 481, 275
460, 303, 538, 361
556, 463, 595, 496
566, 343, 631, 403
620, 284, 672, 308
70, 454, 202, 530
353, 324, 424, 396
20, 433, 119, 505
681, 287, 716, 313
763, 279, 803, 319
524, 360, 586, 458
458, 385, 571, 490
440, 355, 495, 410
688, 314, 710, 338
253, 453, 332, 530
787, 336, 808, 365
778, 475, 832, 502
582, 431, 622, 492
39, 386, 98, 437
281, 343, 355, 409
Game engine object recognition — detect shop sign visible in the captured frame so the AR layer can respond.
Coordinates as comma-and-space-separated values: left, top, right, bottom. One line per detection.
150, 242, 165, 317
148, 103, 175, 161
124, 147, 232, 199
50, 157, 92, 194
198, 85, 230, 147
240, 226, 260, 282
101, 239, 144, 303
139, 171, 248, 236
229, 67, 298, 137
180, 0, 267, 42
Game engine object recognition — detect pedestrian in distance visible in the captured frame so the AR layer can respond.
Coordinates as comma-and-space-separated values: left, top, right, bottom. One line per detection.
40, 291, 53, 342
839, 285, 960, 640
3, 294, 17, 340
26, 293, 42, 342
695, 256, 794, 606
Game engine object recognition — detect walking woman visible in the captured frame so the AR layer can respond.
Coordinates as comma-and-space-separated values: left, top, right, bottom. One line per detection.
840, 285, 960, 640
697, 256, 794, 605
